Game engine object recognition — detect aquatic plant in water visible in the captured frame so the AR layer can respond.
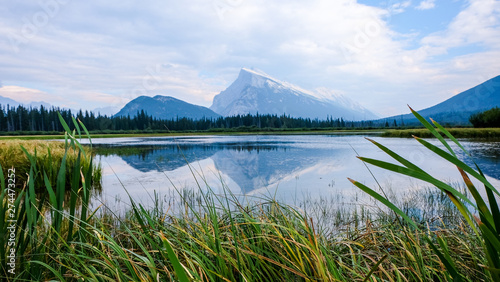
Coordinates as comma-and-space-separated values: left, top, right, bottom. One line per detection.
350, 107, 500, 281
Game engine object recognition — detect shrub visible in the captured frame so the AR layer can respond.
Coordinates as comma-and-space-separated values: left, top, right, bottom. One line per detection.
469, 107, 500, 127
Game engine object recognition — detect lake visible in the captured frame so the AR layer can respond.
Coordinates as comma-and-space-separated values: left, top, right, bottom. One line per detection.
83, 134, 500, 213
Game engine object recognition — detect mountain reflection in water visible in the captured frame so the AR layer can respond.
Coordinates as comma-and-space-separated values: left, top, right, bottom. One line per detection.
95, 140, 346, 194
89, 135, 500, 210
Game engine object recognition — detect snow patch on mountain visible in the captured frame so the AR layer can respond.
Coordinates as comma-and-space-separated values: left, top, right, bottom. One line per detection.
210, 68, 378, 120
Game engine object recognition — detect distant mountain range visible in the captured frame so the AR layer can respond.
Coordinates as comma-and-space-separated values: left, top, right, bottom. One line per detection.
0, 96, 19, 107
114, 95, 221, 120
385, 75, 500, 125
0, 96, 52, 109
92, 106, 122, 116
2, 70, 499, 125
210, 68, 378, 120
0, 95, 109, 115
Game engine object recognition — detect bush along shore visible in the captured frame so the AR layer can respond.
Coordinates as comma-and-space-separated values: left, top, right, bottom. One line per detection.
0, 139, 102, 191
381, 127, 500, 139
0, 112, 498, 281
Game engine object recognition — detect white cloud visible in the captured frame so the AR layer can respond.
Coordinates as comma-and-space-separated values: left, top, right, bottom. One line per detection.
416, 0, 436, 10
421, 0, 500, 53
1, 0, 406, 111
390, 1, 412, 14
0, 86, 61, 104
0, 0, 498, 116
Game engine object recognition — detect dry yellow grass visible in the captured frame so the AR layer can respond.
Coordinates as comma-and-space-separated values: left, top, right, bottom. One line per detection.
0, 140, 99, 189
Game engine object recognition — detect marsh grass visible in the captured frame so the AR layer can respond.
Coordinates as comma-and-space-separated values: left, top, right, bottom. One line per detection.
2, 172, 489, 280
382, 127, 500, 139
351, 107, 500, 281
0, 139, 101, 190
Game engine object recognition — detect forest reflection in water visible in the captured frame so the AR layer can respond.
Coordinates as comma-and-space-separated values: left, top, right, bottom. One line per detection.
87, 135, 500, 212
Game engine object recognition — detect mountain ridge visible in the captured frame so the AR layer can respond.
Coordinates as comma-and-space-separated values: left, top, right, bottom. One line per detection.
0, 95, 53, 109
383, 75, 500, 125
210, 68, 378, 120
114, 95, 221, 120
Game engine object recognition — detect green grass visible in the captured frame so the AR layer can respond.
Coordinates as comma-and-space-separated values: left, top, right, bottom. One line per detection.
0, 128, 383, 140
1, 170, 488, 281
4, 127, 500, 141
0, 139, 101, 190
351, 107, 500, 281
382, 127, 500, 139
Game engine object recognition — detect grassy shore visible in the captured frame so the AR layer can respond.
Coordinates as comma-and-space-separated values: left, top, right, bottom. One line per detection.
2, 127, 500, 140
381, 127, 500, 139
1, 115, 498, 280
0, 177, 488, 281
0, 129, 383, 140
0, 139, 492, 281
0, 139, 101, 189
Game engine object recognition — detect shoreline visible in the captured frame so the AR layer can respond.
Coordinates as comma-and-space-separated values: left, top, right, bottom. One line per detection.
1, 127, 499, 140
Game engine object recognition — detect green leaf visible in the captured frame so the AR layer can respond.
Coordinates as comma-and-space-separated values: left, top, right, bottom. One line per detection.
357, 157, 475, 207
79, 118, 93, 148
409, 106, 456, 157
431, 119, 469, 156
58, 112, 72, 135
160, 233, 191, 282
30, 261, 66, 281
72, 116, 82, 139
437, 236, 463, 281
43, 172, 57, 208
363, 254, 388, 282
480, 223, 500, 252
348, 178, 417, 229
365, 138, 429, 175
457, 168, 494, 229
433, 118, 500, 233
0, 163, 4, 190
444, 190, 480, 236
414, 137, 499, 197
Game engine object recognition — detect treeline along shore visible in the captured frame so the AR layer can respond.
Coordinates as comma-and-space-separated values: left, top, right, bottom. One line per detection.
1, 104, 500, 138
0, 104, 385, 133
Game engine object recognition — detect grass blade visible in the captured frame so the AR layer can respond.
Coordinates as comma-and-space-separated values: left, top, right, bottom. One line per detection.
357, 157, 475, 207
409, 106, 456, 157
414, 137, 499, 196
160, 232, 190, 282
348, 178, 417, 228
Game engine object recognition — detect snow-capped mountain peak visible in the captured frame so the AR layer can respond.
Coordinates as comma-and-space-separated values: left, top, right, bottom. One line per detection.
210, 68, 378, 120
313, 87, 367, 112
241, 68, 317, 98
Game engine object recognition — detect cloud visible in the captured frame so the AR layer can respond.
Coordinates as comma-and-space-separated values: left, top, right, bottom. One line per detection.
421, 0, 500, 53
0, 0, 498, 116
0, 85, 63, 104
416, 0, 436, 10
390, 1, 412, 14
0, 0, 404, 109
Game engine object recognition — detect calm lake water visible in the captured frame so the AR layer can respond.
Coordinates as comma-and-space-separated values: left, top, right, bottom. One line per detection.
82, 135, 500, 212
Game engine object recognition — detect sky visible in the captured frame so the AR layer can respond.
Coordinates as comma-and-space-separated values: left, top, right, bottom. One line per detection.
0, 0, 499, 117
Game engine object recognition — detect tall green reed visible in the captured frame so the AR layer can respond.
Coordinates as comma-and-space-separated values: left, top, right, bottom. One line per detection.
0, 113, 95, 280
350, 107, 500, 281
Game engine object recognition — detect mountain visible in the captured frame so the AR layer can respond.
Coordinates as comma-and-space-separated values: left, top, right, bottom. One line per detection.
388, 75, 500, 125
0, 95, 21, 107
27, 101, 52, 109
93, 106, 121, 116
115, 95, 221, 120
0, 95, 52, 109
210, 68, 378, 120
